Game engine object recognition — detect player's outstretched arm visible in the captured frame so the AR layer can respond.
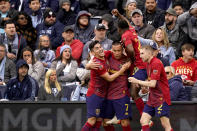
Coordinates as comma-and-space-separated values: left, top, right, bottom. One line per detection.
128, 77, 157, 88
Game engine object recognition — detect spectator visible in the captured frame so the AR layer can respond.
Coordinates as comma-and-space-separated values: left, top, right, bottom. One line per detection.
172, 0, 196, 11
99, 13, 121, 41
165, 66, 188, 101
57, 0, 76, 26
4, 59, 39, 101
74, 10, 94, 44
27, 0, 43, 28
171, 43, 197, 86
0, 44, 16, 85
82, 24, 113, 61
34, 35, 55, 69
20, 46, 45, 87
38, 69, 63, 101
0, 21, 27, 61
172, 2, 184, 16
143, 0, 165, 28
124, 0, 137, 20
14, 12, 37, 50
177, 2, 197, 51
131, 9, 155, 39
56, 25, 84, 64
51, 45, 78, 85
152, 27, 176, 64
161, 8, 189, 58
0, 0, 18, 33
36, 8, 64, 49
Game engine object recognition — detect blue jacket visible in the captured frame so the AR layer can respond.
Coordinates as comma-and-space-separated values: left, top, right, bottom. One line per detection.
169, 75, 188, 101
4, 60, 39, 101
36, 21, 64, 49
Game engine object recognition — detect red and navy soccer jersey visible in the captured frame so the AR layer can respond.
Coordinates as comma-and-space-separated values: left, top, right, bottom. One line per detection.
121, 26, 146, 70
86, 57, 109, 98
106, 52, 130, 100
146, 57, 171, 107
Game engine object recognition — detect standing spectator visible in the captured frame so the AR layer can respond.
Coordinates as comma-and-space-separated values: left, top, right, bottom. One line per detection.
131, 9, 155, 39
165, 66, 188, 101
161, 8, 189, 58
38, 69, 63, 101
51, 45, 78, 85
171, 43, 197, 86
99, 13, 121, 41
0, 21, 27, 61
20, 46, 45, 87
56, 25, 84, 64
152, 28, 176, 64
143, 0, 165, 28
14, 12, 37, 50
82, 24, 113, 61
0, 0, 18, 33
172, 2, 184, 16
27, 0, 43, 28
74, 10, 94, 44
57, 0, 76, 26
36, 8, 64, 49
177, 2, 197, 51
34, 35, 55, 70
124, 0, 137, 20
0, 44, 16, 85
4, 59, 39, 101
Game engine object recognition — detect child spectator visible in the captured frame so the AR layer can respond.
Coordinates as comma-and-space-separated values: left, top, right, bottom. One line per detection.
172, 2, 184, 16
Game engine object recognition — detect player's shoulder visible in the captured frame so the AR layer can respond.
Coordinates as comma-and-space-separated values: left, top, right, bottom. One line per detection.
151, 57, 163, 65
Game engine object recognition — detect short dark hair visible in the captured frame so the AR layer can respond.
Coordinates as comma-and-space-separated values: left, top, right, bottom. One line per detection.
28, 0, 40, 4
0, 43, 6, 52
181, 43, 195, 52
20, 46, 36, 65
118, 20, 129, 30
89, 40, 100, 51
112, 41, 122, 46
172, 2, 183, 9
4, 20, 15, 29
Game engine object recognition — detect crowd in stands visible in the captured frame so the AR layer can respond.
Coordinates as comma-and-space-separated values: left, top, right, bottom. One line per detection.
0, 0, 197, 102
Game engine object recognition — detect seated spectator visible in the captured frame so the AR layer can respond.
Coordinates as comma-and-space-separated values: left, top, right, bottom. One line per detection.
36, 8, 64, 49
0, 44, 16, 85
161, 8, 189, 58
124, 0, 137, 20
51, 45, 78, 85
74, 10, 94, 44
0, 21, 27, 61
82, 24, 112, 61
4, 59, 39, 101
56, 26, 84, 64
27, 0, 43, 28
20, 47, 45, 87
0, 0, 18, 33
143, 0, 165, 28
130, 9, 155, 39
172, 2, 184, 16
99, 14, 121, 41
171, 43, 197, 86
165, 66, 188, 101
57, 0, 76, 26
34, 35, 55, 70
38, 69, 63, 101
152, 27, 176, 64
172, 0, 195, 11
177, 2, 197, 50
14, 12, 37, 50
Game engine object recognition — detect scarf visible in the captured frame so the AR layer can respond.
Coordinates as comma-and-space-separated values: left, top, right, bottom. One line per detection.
0, 57, 6, 81
56, 60, 72, 75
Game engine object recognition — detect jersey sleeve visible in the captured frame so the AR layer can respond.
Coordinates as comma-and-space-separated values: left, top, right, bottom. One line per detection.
94, 63, 107, 76
150, 62, 162, 81
122, 34, 133, 47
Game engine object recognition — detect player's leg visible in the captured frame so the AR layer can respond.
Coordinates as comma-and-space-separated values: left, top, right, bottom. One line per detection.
82, 117, 96, 131
94, 117, 103, 131
160, 117, 173, 131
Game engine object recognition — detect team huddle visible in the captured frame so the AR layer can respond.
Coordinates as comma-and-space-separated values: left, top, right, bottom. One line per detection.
81, 19, 173, 131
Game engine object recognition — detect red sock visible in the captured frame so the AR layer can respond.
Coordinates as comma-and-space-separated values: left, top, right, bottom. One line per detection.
81, 122, 93, 131
122, 124, 132, 131
142, 125, 150, 131
135, 97, 144, 115
104, 125, 115, 131
93, 121, 102, 131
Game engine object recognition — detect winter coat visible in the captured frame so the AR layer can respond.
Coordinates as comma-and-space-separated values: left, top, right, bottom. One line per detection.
135, 24, 155, 39
57, 9, 76, 26
4, 57, 16, 84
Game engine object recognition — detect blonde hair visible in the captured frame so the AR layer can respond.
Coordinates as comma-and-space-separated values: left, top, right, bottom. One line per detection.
152, 28, 170, 49
165, 66, 175, 76
44, 69, 61, 94
38, 35, 50, 49
124, 2, 137, 19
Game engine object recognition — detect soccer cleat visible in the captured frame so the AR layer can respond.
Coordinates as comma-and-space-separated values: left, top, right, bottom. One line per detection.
106, 116, 120, 125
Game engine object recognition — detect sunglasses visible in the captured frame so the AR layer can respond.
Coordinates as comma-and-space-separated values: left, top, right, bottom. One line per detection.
47, 15, 56, 18
165, 72, 171, 75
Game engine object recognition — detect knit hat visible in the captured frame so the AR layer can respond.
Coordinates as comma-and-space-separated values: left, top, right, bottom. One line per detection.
59, 0, 71, 7
60, 45, 72, 55
126, 0, 137, 7
43, 8, 56, 19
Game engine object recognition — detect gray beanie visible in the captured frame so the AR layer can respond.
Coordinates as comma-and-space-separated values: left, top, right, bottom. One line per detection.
125, 0, 137, 7
59, 0, 71, 7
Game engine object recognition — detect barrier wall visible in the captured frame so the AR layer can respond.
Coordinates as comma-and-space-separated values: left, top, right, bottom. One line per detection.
0, 101, 196, 131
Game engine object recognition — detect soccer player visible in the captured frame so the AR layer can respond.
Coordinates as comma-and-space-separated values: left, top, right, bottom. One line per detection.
128, 44, 173, 131
81, 40, 130, 131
